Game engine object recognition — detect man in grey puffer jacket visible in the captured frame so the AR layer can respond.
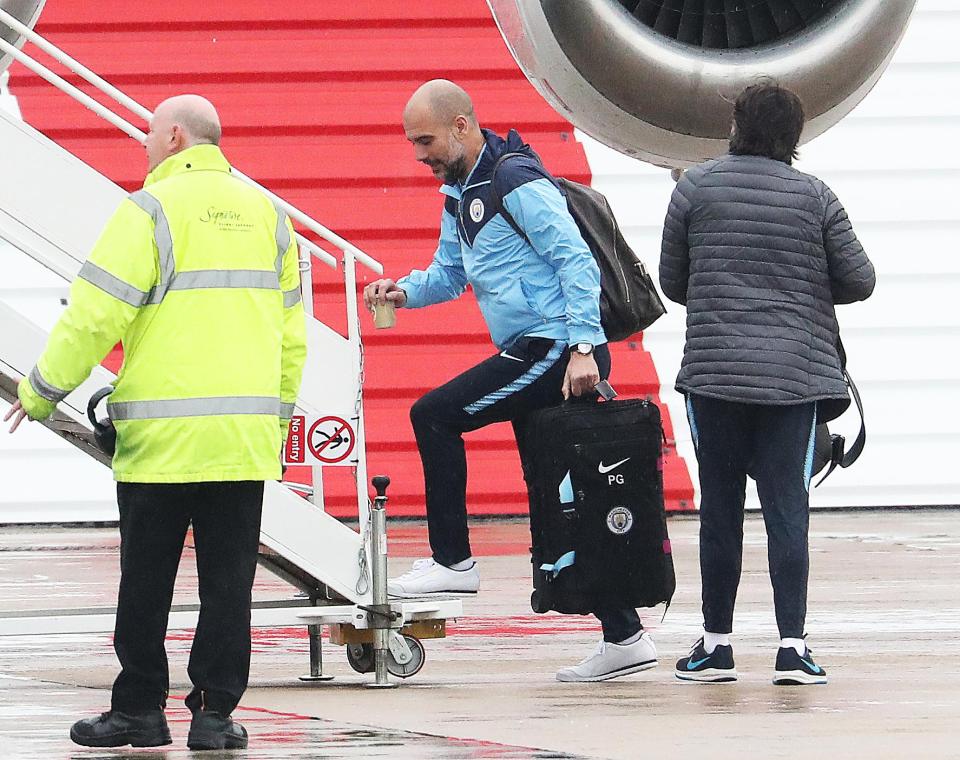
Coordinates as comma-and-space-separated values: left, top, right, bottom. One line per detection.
660, 83, 875, 686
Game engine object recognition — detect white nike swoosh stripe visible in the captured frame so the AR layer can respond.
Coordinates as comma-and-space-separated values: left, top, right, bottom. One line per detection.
598, 457, 631, 474
499, 351, 524, 362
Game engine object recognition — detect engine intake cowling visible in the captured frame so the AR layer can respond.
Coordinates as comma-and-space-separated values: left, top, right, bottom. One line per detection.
487, 0, 917, 167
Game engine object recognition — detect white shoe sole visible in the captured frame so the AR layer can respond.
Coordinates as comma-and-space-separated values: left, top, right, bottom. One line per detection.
773, 669, 827, 685
675, 668, 739, 683
556, 659, 657, 683
387, 588, 478, 599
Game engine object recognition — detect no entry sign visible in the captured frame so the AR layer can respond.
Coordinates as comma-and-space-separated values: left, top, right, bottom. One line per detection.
308, 415, 356, 464
284, 415, 356, 466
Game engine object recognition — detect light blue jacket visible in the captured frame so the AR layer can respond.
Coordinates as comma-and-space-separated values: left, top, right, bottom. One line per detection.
397, 130, 605, 351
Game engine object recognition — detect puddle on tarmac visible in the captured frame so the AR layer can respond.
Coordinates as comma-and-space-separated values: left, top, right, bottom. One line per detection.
0, 678, 582, 760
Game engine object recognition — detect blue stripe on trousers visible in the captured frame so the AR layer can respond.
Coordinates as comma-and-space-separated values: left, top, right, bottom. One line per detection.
803, 406, 818, 492
463, 343, 566, 415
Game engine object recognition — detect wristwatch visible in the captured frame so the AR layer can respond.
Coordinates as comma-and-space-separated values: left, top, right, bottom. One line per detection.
573, 342, 594, 356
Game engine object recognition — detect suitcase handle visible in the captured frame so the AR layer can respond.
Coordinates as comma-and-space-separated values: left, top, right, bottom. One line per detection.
565, 381, 617, 405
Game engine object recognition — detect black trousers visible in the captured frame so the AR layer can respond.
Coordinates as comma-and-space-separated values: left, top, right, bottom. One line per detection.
110, 481, 264, 716
686, 395, 817, 639
410, 336, 641, 643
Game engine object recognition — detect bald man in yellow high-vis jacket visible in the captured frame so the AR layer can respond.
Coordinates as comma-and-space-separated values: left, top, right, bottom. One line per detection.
5, 94, 306, 751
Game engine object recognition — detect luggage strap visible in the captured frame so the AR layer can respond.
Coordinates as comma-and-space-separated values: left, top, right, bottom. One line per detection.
540, 551, 575, 578
814, 368, 866, 487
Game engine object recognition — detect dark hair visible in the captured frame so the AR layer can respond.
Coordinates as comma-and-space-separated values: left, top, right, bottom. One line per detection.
729, 83, 805, 164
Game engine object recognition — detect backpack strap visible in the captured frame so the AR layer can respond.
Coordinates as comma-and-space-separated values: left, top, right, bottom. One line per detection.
489, 152, 563, 245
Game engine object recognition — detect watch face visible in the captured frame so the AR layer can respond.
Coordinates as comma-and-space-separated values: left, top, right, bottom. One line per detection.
576, 343, 593, 355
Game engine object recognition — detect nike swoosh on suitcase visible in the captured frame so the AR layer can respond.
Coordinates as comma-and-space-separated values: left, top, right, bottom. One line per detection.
598, 457, 631, 474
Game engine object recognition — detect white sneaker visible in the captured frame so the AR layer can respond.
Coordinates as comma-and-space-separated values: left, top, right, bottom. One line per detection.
556, 632, 658, 682
387, 558, 480, 597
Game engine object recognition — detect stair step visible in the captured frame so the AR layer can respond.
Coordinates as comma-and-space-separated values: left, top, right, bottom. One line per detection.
37, 0, 494, 30
287, 446, 695, 518
361, 391, 686, 446
361, 344, 663, 399
12, 35, 524, 86
18, 85, 573, 139
44, 141, 590, 192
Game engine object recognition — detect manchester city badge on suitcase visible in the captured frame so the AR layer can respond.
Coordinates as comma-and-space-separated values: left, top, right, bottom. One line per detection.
523, 396, 676, 615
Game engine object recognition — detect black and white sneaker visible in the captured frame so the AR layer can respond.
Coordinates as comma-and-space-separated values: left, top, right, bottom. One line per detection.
675, 637, 737, 682
556, 632, 658, 682
773, 646, 828, 685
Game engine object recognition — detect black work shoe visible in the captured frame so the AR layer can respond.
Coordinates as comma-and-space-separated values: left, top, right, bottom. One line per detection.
675, 637, 738, 682
187, 710, 249, 751
70, 710, 171, 747
773, 645, 828, 685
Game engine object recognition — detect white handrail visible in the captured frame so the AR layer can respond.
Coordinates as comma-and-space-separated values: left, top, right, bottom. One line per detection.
0, 7, 150, 122
0, 37, 146, 141
0, 7, 384, 276
0, 31, 336, 272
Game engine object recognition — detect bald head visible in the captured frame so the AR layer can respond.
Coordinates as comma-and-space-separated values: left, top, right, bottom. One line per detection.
403, 80, 484, 184
158, 94, 222, 145
145, 94, 222, 172
404, 79, 477, 128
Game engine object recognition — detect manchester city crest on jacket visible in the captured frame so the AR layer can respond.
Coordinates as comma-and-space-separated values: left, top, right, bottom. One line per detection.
469, 197, 484, 223
606, 506, 634, 534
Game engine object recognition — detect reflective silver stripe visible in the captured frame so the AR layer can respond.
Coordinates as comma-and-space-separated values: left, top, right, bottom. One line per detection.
128, 192, 289, 305
279, 402, 296, 419
29, 365, 69, 403
283, 287, 301, 308
129, 190, 175, 304
107, 396, 281, 421
169, 269, 280, 291
274, 207, 290, 279
78, 261, 149, 307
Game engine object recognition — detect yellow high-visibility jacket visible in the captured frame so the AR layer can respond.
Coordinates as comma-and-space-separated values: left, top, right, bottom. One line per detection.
18, 144, 307, 483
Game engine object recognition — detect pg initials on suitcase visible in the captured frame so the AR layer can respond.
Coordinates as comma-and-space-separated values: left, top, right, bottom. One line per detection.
523, 398, 676, 615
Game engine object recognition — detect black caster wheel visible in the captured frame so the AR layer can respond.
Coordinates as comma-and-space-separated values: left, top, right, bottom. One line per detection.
345, 643, 375, 674
386, 635, 425, 678
531, 589, 549, 614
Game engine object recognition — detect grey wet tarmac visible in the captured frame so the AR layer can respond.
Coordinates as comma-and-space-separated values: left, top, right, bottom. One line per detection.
0, 511, 958, 759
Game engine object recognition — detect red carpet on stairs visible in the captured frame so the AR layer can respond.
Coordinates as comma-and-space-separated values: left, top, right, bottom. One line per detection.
9, 0, 694, 517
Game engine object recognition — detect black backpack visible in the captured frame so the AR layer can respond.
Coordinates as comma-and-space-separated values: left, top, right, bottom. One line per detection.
490, 152, 665, 341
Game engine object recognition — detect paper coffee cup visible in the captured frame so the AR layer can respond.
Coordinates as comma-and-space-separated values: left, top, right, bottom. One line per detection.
373, 301, 396, 329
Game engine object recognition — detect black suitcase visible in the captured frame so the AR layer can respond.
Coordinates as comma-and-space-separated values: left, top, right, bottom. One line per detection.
523, 398, 676, 615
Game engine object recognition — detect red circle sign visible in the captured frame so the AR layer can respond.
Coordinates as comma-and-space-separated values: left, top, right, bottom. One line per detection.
307, 416, 356, 464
